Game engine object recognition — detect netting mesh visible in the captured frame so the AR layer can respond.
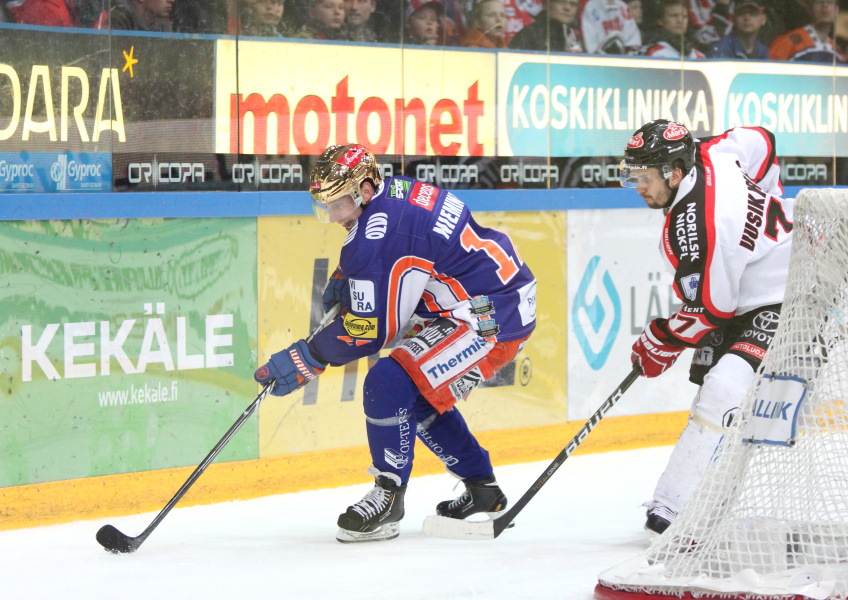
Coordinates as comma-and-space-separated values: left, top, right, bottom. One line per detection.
599, 189, 848, 600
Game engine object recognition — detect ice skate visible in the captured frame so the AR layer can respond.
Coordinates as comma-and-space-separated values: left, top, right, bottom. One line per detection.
436, 474, 507, 521
336, 467, 406, 543
644, 501, 676, 535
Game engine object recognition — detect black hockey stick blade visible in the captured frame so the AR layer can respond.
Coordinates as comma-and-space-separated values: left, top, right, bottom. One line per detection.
96, 524, 144, 554
95, 304, 341, 554
423, 365, 642, 541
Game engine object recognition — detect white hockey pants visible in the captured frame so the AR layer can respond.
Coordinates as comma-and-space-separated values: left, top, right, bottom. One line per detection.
652, 353, 755, 514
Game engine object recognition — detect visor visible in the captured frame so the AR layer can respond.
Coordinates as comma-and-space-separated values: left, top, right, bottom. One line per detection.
619, 160, 673, 188
312, 198, 332, 223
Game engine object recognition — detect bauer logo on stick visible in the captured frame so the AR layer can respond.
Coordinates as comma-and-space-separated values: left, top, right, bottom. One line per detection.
627, 132, 644, 148
664, 123, 689, 140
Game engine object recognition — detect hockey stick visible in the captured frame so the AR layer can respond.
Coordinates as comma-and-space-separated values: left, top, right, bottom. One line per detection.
96, 303, 341, 554
422, 365, 642, 541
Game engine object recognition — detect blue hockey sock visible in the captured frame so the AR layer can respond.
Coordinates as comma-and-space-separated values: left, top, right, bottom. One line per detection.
414, 400, 493, 481
363, 357, 419, 484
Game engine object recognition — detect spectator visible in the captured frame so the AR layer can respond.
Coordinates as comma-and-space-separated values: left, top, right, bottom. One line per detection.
6, 0, 78, 26
769, 0, 846, 62
343, 0, 378, 41
707, 0, 768, 59
110, 0, 173, 30
759, 0, 811, 46
404, 0, 445, 45
244, 0, 287, 34
500, 0, 542, 44
639, 0, 704, 58
78, 0, 108, 26
689, 0, 732, 52
625, 0, 641, 24
171, 0, 230, 32
837, 4, 848, 55
508, 0, 584, 52
463, 0, 508, 47
295, 0, 346, 38
370, 0, 403, 43
579, 0, 641, 54
623, 0, 644, 40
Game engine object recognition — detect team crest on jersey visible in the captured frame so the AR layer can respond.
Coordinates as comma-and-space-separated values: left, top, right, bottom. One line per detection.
680, 273, 700, 301
664, 123, 689, 140
627, 132, 644, 148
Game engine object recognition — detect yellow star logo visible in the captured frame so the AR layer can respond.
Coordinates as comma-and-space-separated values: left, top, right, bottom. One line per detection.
122, 46, 138, 78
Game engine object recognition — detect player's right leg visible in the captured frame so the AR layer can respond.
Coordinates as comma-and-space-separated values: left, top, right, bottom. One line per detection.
647, 353, 754, 534
336, 357, 417, 543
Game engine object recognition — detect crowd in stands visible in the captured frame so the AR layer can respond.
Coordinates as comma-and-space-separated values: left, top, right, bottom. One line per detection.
1, 0, 847, 62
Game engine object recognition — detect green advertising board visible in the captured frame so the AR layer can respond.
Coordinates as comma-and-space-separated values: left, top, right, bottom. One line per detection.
0, 218, 257, 487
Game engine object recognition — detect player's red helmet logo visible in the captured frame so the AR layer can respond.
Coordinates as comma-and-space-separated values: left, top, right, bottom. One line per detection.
337, 145, 367, 168
310, 181, 321, 191
627, 132, 644, 148
664, 123, 689, 141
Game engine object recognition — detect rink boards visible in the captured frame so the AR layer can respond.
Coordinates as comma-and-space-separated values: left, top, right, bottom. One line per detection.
0, 188, 713, 529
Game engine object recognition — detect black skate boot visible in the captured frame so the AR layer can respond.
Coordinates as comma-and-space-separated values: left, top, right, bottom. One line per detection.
436, 474, 507, 520
336, 467, 407, 543
644, 502, 676, 535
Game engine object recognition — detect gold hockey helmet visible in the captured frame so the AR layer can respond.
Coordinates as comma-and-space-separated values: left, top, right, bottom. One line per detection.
309, 144, 383, 222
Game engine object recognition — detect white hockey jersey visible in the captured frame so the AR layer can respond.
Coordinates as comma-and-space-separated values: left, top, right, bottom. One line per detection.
578, 0, 641, 54
657, 127, 794, 348
640, 40, 705, 59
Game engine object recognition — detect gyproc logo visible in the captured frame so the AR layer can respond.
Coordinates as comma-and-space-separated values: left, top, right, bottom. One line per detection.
572, 256, 621, 370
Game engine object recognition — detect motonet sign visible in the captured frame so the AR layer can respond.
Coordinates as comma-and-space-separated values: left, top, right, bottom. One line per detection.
214, 40, 496, 157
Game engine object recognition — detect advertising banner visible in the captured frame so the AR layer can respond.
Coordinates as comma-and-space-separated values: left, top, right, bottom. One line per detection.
724, 72, 848, 156
0, 151, 111, 192
566, 208, 697, 421
215, 40, 496, 158
0, 218, 257, 486
497, 54, 714, 158
256, 209, 567, 457
0, 28, 214, 192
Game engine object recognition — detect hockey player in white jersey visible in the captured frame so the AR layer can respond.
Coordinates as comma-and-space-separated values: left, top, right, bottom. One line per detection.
579, 0, 641, 54
620, 120, 793, 534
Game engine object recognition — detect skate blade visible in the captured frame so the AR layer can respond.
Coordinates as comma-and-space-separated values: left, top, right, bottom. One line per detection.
423, 515, 495, 540
336, 522, 400, 544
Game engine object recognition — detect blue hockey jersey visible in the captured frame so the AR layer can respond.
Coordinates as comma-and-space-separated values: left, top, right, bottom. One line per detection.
310, 176, 537, 367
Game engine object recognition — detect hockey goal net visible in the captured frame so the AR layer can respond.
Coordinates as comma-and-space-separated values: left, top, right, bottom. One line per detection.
595, 188, 848, 600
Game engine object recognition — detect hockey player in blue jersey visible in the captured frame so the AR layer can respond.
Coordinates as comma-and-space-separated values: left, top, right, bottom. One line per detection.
254, 144, 537, 543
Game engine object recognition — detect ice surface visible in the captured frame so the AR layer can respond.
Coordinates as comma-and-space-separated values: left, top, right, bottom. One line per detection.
1, 446, 673, 600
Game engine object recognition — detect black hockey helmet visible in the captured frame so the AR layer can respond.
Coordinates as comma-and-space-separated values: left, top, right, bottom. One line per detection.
619, 120, 696, 188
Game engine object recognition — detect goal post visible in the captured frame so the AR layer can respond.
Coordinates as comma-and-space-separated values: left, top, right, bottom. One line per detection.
595, 189, 848, 600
